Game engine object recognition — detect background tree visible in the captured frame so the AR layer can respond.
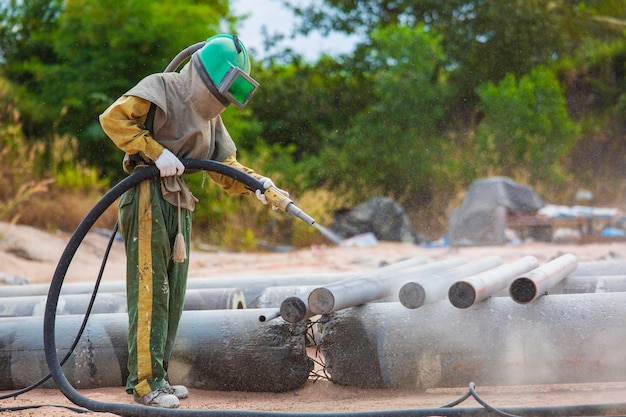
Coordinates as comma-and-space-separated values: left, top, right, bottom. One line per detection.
0, 0, 63, 138
1, 0, 625, 245
288, 0, 614, 101
321, 25, 452, 208
245, 54, 372, 160
474, 66, 580, 184
0, 0, 232, 175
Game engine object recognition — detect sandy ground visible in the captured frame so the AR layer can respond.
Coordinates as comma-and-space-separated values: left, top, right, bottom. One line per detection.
1, 221, 626, 415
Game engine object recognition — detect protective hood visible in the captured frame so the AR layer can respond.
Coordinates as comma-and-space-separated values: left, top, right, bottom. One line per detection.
185, 54, 228, 120
124, 59, 238, 210
125, 60, 237, 163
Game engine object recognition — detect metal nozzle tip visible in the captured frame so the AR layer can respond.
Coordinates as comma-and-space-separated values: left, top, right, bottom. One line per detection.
286, 203, 316, 226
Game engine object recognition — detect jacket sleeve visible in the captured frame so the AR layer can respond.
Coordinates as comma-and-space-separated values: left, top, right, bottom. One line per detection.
99, 95, 164, 162
207, 153, 263, 195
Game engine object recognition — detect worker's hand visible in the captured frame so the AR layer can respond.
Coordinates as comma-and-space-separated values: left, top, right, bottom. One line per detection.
255, 189, 271, 206
259, 176, 289, 196
254, 177, 274, 205
255, 177, 288, 210
155, 149, 184, 177
258, 176, 275, 191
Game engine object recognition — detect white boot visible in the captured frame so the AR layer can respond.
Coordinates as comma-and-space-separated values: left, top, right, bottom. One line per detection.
165, 381, 189, 399
134, 387, 180, 408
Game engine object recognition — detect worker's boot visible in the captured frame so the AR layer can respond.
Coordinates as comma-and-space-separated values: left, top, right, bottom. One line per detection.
165, 381, 189, 399
134, 387, 180, 408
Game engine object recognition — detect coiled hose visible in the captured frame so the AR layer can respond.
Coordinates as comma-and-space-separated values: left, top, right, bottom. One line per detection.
42, 161, 626, 416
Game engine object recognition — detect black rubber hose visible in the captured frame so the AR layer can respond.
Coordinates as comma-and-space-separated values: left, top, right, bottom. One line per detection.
165, 41, 205, 72
43, 160, 626, 417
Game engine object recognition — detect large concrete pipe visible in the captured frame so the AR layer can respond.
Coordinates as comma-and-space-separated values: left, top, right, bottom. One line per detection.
183, 287, 246, 310
551, 275, 626, 293
569, 260, 626, 276
448, 256, 539, 309
0, 288, 246, 318
320, 292, 626, 389
509, 253, 578, 304
0, 309, 310, 392
0, 273, 353, 304
398, 257, 503, 309
307, 258, 466, 317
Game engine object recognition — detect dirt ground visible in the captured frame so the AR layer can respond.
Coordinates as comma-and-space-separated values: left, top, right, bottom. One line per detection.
1, 221, 626, 415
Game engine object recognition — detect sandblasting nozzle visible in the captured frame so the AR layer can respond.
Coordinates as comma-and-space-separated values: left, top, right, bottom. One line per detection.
264, 186, 316, 226
285, 203, 316, 226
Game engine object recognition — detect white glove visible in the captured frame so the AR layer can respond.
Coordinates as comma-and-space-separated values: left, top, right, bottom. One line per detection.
255, 189, 270, 205
255, 177, 288, 210
155, 149, 184, 177
259, 176, 275, 190
255, 177, 273, 205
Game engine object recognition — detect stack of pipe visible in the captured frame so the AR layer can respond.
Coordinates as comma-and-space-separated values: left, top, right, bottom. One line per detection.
319, 253, 626, 390
448, 255, 539, 309
2, 254, 625, 394
448, 254, 624, 309
320, 292, 626, 389
279, 256, 430, 323
280, 257, 472, 323
0, 274, 362, 392
398, 256, 503, 309
0, 310, 311, 392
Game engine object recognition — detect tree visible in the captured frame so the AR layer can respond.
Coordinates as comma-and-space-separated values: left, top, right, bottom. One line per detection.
245, 54, 373, 160
288, 0, 615, 99
322, 25, 452, 207
474, 66, 580, 184
0, 0, 232, 174
0, 0, 63, 136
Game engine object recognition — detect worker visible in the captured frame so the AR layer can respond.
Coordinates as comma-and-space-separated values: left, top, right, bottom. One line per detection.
99, 34, 283, 409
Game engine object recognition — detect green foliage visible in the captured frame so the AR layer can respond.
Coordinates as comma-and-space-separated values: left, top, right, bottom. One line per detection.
239, 141, 312, 191
0, 76, 49, 212
46, 135, 110, 193
245, 54, 372, 161
289, 0, 591, 97
0, 0, 63, 135
1, 0, 626, 245
0, 0, 232, 175
322, 25, 453, 207
0, 75, 106, 227
475, 66, 580, 184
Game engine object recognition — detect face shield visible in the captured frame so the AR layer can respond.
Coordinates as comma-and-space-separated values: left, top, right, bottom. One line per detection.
194, 34, 259, 109
217, 66, 259, 109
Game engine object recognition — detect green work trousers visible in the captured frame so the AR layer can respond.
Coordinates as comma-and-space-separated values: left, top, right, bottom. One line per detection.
118, 176, 191, 396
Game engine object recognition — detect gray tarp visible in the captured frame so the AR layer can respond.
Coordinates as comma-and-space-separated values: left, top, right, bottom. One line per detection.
331, 197, 424, 244
449, 176, 544, 246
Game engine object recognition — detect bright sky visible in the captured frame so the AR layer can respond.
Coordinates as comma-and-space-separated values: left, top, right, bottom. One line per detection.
230, 0, 360, 61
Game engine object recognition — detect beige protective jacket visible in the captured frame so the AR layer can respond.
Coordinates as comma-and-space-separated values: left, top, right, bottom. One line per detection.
100, 58, 262, 209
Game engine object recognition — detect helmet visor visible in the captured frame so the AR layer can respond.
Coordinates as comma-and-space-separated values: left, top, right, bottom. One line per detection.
217, 67, 259, 109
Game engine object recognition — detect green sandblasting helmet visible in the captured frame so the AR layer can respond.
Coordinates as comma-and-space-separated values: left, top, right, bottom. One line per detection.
195, 34, 259, 109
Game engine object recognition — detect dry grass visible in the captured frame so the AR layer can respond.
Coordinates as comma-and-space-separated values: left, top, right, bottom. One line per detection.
15, 190, 119, 233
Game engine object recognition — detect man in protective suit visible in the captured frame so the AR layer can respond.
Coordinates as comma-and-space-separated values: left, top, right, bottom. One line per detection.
100, 34, 282, 409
